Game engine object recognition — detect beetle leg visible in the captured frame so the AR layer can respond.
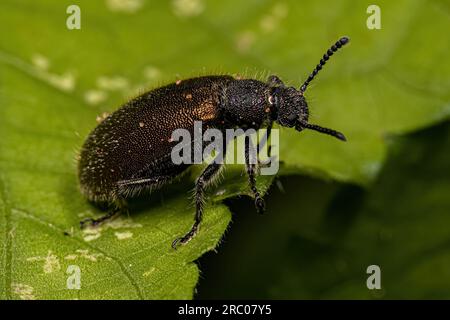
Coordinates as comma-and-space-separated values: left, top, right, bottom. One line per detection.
257, 122, 273, 162
172, 161, 224, 249
245, 135, 265, 215
116, 174, 178, 197
80, 205, 123, 228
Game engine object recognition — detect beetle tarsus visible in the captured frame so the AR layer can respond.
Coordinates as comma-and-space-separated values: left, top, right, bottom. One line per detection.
79, 208, 121, 229
255, 197, 266, 214
172, 224, 199, 249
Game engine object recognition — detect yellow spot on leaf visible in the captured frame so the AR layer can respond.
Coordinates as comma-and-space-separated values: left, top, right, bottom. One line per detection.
172, 0, 204, 17
115, 231, 133, 240
12, 283, 35, 300
105, 0, 144, 13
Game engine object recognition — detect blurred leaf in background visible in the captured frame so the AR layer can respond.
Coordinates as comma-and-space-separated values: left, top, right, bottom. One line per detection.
0, 0, 449, 299
198, 120, 450, 299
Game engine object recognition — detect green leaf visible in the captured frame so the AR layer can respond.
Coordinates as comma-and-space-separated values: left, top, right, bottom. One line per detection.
0, 0, 275, 299
0, 0, 448, 299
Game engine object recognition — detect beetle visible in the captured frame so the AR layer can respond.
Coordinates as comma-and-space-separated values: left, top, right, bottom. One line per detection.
78, 36, 349, 248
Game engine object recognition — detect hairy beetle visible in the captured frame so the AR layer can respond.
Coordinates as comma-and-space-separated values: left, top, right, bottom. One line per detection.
78, 37, 350, 248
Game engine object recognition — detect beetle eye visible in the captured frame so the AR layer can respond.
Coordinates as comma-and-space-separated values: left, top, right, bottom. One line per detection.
268, 95, 274, 105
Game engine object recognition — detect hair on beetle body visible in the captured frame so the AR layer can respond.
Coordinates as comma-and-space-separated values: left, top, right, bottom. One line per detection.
78, 37, 350, 248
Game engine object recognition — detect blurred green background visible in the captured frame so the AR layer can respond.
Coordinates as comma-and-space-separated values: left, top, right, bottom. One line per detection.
0, 0, 449, 299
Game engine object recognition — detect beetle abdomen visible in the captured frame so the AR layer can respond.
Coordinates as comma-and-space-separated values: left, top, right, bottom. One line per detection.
78, 75, 234, 202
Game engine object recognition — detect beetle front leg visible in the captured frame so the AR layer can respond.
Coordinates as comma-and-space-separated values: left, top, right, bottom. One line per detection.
172, 161, 224, 249
245, 135, 265, 214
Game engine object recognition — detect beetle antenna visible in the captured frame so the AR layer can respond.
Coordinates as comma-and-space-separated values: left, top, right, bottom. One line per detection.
300, 36, 350, 93
297, 121, 346, 141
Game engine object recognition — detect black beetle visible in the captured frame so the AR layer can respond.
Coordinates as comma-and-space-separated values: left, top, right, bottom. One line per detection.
78, 37, 349, 248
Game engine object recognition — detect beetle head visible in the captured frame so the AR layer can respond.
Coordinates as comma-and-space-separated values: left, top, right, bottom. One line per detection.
268, 36, 349, 141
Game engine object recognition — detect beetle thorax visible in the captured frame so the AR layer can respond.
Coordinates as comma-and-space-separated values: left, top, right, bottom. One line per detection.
221, 79, 271, 129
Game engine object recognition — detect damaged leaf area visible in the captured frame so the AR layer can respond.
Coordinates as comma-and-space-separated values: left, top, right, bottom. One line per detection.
0, 0, 449, 299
